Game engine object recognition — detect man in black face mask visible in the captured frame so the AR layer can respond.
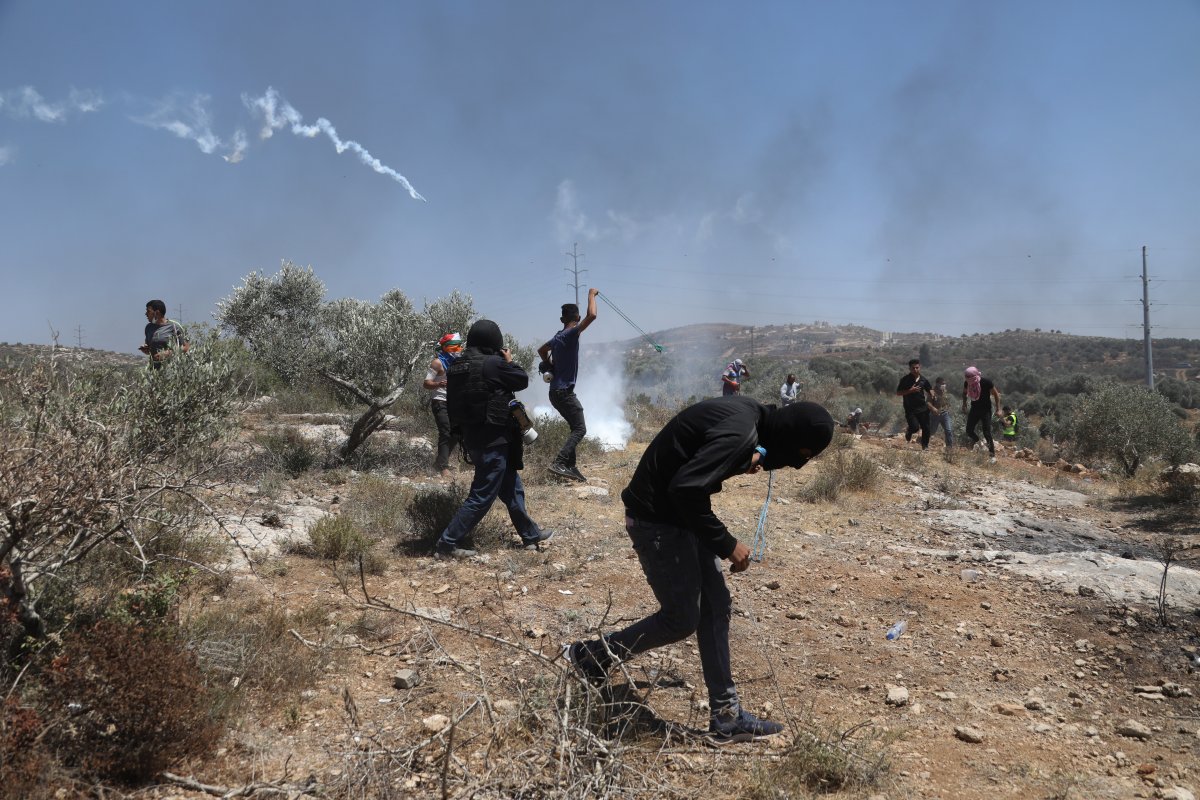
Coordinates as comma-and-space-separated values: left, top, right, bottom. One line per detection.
563, 397, 835, 742
437, 319, 554, 558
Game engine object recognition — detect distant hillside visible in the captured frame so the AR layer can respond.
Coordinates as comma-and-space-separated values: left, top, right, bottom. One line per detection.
591, 323, 1199, 385
0, 342, 142, 370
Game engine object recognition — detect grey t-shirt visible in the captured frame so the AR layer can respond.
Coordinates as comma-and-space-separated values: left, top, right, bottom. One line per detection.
144, 320, 187, 356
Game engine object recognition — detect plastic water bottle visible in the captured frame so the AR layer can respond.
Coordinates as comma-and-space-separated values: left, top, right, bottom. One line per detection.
886, 620, 908, 641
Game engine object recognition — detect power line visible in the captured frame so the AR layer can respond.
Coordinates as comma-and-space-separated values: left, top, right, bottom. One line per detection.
564, 243, 587, 306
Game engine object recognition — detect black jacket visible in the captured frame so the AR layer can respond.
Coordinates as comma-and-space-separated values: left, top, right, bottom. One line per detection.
452, 350, 529, 450
621, 396, 766, 558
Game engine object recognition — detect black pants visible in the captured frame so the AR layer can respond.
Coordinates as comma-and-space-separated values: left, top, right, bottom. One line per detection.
549, 386, 586, 468
430, 399, 463, 471
966, 406, 995, 455
904, 409, 931, 449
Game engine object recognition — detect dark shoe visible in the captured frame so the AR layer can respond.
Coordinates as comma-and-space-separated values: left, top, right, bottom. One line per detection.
433, 545, 477, 560
709, 707, 784, 742
563, 641, 610, 686
548, 462, 575, 480
522, 529, 556, 551
568, 466, 588, 482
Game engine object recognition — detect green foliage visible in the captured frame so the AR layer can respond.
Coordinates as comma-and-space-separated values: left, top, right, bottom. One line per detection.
522, 413, 607, 484
402, 482, 509, 553
1065, 383, 1195, 476
217, 262, 482, 461
306, 515, 371, 561
254, 429, 324, 476
797, 450, 880, 503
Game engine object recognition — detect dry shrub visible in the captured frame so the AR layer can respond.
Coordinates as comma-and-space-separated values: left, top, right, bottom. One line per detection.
746, 723, 893, 797
400, 482, 509, 553
798, 451, 880, 504
307, 515, 371, 561
521, 415, 608, 485
39, 619, 222, 783
0, 697, 56, 799
188, 604, 329, 707
254, 429, 323, 476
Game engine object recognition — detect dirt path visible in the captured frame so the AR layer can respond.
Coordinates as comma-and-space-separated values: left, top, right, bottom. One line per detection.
192, 436, 1200, 799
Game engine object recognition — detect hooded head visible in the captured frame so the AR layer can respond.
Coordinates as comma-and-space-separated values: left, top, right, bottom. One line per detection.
466, 319, 504, 353
758, 401, 836, 470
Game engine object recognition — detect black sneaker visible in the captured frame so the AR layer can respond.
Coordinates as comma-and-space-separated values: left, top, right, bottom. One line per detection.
562, 641, 610, 686
433, 545, 477, 560
521, 529, 556, 551
548, 462, 575, 480
708, 707, 784, 743
568, 466, 588, 482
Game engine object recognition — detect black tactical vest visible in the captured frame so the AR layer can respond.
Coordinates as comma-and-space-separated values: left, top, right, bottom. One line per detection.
446, 349, 514, 429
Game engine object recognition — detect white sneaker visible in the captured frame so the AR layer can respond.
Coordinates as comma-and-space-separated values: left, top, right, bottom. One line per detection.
988, 457, 997, 465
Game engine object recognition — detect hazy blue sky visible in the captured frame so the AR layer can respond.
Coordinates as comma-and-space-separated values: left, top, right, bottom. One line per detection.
2, 1, 1198, 354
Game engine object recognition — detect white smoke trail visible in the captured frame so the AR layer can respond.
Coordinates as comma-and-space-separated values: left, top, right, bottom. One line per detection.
0, 146, 12, 166
244, 87, 425, 201
0, 86, 104, 122
524, 347, 633, 451
132, 93, 227, 156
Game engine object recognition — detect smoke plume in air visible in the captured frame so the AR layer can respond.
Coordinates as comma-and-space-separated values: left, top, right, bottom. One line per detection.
244, 87, 425, 201
1, 87, 103, 122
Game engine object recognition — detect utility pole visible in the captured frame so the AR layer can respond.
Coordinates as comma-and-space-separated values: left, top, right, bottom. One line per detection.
1142, 245, 1154, 389
74, 325, 84, 349
564, 243, 586, 306
750, 326, 755, 359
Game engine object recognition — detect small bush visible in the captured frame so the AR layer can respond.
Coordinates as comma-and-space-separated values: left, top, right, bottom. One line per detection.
344, 474, 410, 538
797, 451, 880, 503
0, 697, 55, 799
746, 725, 892, 797
402, 482, 509, 553
255, 429, 323, 476
522, 415, 607, 485
306, 515, 370, 561
188, 604, 329, 705
38, 619, 222, 783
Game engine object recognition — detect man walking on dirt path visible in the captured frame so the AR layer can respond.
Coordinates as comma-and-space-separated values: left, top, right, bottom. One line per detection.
436, 320, 555, 558
963, 366, 1002, 463
538, 287, 599, 483
564, 398, 836, 742
896, 359, 933, 450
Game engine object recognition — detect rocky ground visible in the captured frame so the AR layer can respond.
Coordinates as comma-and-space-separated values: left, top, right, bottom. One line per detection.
172, 425, 1199, 800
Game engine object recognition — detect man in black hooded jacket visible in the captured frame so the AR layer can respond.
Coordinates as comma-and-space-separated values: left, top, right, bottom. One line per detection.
435, 319, 553, 558
564, 397, 836, 741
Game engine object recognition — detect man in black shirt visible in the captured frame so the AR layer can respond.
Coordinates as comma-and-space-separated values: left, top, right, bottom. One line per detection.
895, 358, 933, 450
564, 397, 835, 742
436, 320, 554, 558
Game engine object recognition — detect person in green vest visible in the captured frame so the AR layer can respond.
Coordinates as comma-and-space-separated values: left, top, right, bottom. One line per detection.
1001, 406, 1018, 442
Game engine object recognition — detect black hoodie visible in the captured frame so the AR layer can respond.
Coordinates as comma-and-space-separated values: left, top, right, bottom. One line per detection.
620, 397, 834, 558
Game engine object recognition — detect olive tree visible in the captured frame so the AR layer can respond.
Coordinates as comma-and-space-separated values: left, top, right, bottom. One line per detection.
1066, 383, 1194, 476
2, 340, 240, 645
216, 261, 474, 461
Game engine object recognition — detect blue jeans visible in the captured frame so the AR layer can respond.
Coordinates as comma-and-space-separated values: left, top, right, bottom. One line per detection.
548, 387, 587, 468
594, 518, 739, 713
928, 410, 954, 446
436, 443, 541, 549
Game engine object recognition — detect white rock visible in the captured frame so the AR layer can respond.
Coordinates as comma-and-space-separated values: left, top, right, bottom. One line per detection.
423, 714, 451, 732
885, 684, 910, 706
954, 725, 985, 744
1116, 719, 1153, 740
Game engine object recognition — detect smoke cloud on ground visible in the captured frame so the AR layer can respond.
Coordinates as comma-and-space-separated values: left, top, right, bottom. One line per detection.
523, 348, 633, 452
